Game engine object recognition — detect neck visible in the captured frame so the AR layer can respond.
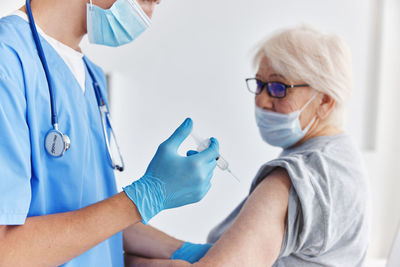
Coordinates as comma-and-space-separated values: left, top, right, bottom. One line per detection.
295, 119, 343, 147
21, 0, 88, 51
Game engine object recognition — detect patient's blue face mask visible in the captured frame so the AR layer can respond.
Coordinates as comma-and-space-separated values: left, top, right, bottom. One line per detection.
87, 0, 151, 47
255, 93, 318, 149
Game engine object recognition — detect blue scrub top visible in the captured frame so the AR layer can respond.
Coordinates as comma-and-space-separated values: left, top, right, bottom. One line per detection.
0, 15, 124, 266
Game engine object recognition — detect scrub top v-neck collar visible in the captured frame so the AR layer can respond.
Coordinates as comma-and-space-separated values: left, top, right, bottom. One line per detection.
10, 10, 86, 93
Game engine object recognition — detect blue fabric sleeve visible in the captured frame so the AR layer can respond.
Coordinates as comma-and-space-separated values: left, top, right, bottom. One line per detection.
0, 71, 32, 225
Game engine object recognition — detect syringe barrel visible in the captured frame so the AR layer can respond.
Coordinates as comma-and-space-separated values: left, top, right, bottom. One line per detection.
216, 155, 229, 171
190, 134, 229, 171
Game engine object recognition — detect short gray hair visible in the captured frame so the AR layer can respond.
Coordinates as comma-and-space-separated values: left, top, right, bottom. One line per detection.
253, 25, 353, 126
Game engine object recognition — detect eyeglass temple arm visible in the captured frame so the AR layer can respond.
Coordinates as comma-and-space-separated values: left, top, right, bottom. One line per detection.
289, 84, 310, 88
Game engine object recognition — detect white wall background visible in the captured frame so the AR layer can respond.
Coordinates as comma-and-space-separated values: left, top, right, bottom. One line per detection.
365, 0, 400, 261
1, 0, 399, 263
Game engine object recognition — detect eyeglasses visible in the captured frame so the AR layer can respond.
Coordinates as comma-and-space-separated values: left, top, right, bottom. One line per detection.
246, 78, 309, 98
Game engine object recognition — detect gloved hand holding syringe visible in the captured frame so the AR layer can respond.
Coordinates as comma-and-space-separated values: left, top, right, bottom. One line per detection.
190, 132, 240, 182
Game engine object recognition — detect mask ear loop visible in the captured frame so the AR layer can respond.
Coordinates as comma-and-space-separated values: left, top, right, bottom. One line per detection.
300, 91, 319, 113
300, 91, 319, 132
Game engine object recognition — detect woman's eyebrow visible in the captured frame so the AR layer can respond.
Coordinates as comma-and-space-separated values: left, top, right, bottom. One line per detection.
255, 74, 266, 81
268, 73, 286, 80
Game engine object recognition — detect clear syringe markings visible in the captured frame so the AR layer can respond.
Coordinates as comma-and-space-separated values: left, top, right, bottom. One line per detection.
190, 132, 240, 183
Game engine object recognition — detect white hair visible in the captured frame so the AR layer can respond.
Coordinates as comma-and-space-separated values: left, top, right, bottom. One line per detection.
253, 25, 353, 127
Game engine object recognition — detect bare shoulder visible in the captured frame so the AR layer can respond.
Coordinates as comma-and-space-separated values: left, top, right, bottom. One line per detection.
264, 167, 291, 185
196, 167, 292, 266
251, 167, 291, 202
238, 167, 291, 226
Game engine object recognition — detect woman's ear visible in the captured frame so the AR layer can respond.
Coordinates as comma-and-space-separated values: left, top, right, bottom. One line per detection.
316, 93, 335, 120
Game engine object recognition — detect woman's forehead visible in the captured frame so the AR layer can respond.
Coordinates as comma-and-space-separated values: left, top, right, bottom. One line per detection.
257, 57, 286, 80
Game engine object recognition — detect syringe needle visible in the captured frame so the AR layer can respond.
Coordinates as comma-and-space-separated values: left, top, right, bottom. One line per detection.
227, 168, 240, 183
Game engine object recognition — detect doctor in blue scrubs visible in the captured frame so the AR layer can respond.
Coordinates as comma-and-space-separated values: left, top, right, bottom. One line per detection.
0, 0, 219, 266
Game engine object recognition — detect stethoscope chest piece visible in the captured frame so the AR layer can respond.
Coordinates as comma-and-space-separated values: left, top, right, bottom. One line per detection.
45, 129, 71, 157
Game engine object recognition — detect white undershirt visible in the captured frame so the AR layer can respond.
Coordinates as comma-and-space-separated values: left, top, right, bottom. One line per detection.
11, 10, 86, 93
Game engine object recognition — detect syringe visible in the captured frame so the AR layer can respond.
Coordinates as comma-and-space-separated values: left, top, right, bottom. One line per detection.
190, 132, 240, 183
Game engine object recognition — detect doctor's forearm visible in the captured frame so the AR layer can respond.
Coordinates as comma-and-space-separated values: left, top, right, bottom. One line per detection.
124, 223, 184, 259
0, 192, 141, 266
125, 254, 191, 267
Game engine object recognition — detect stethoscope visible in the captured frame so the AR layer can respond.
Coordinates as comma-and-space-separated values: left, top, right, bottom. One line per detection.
26, 0, 125, 172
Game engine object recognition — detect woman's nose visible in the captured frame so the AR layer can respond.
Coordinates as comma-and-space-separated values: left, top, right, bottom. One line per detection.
255, 89, 274, 110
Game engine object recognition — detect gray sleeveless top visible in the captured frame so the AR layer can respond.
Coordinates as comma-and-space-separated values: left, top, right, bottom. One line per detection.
207, 133, 370, 266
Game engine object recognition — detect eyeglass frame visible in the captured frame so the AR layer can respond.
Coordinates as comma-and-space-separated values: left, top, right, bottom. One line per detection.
245, 78, 309, 99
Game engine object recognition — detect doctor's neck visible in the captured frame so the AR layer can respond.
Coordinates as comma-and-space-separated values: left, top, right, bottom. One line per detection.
21, 0, 90, 52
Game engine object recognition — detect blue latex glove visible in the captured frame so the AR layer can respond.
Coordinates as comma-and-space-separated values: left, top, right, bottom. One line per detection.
123, 118, 219, 224
171, 242, 213, 263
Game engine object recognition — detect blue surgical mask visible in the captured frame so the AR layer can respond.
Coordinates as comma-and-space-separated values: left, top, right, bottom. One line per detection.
87, 0, 151, 47
255, 93, 318, 149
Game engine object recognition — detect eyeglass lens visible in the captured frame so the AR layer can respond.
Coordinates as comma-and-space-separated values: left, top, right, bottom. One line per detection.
267, 82, 286, 98
251, 79, 286, 97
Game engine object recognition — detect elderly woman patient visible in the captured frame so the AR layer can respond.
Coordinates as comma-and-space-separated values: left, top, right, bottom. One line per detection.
123, 25, 369, 266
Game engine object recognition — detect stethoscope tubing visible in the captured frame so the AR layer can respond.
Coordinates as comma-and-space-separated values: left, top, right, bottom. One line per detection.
26, 0, 59, 127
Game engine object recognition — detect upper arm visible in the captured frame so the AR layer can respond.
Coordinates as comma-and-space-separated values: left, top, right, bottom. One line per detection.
125, 254, 190, 267
196, 168, 291, 267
